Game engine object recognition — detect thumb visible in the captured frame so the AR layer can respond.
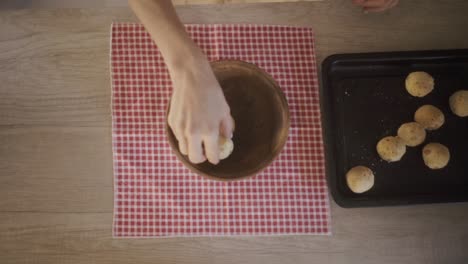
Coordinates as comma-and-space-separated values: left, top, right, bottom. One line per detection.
220, 115, 235, 139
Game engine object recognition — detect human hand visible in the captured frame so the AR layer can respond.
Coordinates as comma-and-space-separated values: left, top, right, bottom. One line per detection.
167, 51, 234, 165
129, 0, 234, 164
352, 0, 399, 13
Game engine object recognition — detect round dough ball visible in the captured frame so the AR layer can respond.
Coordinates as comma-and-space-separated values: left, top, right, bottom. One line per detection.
346, 166, 374, 194
219, 136, 234, 160
397, 122, 426, 147
414, 105, 445, 130
449, 90, 468, 117
422, 143, 450, 169
405, 71, 434, 97
376, 136, 406, 162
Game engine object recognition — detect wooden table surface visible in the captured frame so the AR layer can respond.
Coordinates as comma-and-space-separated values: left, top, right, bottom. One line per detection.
1, 1, 468, 263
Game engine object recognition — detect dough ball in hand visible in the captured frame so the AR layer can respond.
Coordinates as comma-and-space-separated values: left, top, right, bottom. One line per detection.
422, 143, 450, 169
376, 136, 406, 162
449, 90, 468, 117
218, 136, 234, 160
405, 71, 434, 97
414, 105, 445, 130
346, 166, 374, 194
397, 122, 426, 147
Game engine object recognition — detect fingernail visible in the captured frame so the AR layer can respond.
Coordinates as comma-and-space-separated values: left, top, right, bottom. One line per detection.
191, 157, 206, 164
230, 133, 233, 139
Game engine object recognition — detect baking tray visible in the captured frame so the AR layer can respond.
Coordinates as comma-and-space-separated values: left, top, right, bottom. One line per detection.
320, 49, 468, 207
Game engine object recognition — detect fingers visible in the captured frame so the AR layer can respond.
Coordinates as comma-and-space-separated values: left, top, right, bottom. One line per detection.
171, 128, 188, 156
203, 133, 220, 165
169, 109, 232, 165
168, 112, 188, 155
178, 136, 188, 155
187, 134, 206, 164
220, 116, 235, 139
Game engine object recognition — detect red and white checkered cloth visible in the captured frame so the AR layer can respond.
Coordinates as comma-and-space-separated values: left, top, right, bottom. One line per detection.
111, 23, 330, 237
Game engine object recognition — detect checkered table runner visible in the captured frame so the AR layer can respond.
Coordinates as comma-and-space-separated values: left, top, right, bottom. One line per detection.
111, 23, 330, 237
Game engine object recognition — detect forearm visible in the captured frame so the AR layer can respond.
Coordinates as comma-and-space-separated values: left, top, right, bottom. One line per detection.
129, 0, 234, 165
128, 0, 202, 72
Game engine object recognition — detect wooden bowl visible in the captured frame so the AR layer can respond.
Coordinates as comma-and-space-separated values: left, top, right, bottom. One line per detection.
166, 60, 290, 181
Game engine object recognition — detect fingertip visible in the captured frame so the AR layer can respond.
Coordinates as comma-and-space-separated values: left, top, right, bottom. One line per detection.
203, 134, 221, 165
189, 155, 206, 164
207, 148, 220, 165
187, 134, 205, 164
172, 128, 188, 155
179, 140, 188, 155
220, 116, 235, 138
208, 156, 220, 165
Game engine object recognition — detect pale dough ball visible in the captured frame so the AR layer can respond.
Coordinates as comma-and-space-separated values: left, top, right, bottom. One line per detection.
414, 105, 445, 130
219, 136, 234, 160
376, 136, 406, 162
449, 90, 468, 117
346, 166, 374, 194
397, 122, 426, 147
422, 143, 450, 169
405, 71, 434, 97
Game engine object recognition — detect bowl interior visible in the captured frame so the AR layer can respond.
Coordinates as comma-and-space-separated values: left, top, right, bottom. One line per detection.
167, 60, 290, 181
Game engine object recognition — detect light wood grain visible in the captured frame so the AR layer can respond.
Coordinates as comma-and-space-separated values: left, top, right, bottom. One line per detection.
0, 0, 322, 9
172, 0, 322, 5
1, 0, 468, 263
1, 204, 468, 264
0, 126, 113, 212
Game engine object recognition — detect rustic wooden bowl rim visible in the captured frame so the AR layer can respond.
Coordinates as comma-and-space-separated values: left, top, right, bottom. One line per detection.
165, 60, 290, 181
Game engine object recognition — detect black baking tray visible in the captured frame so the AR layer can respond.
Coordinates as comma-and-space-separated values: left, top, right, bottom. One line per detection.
320, 49, 468, 207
